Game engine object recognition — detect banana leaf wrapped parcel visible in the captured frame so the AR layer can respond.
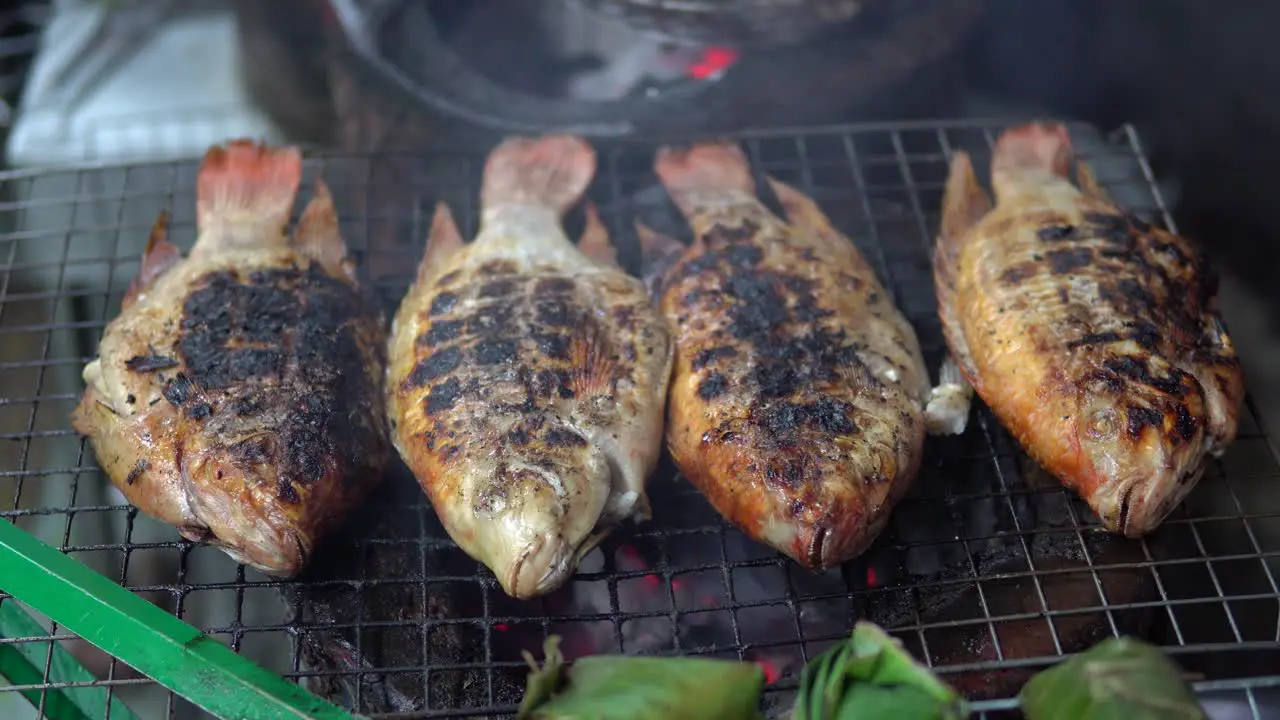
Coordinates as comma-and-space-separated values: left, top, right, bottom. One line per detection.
792, 622, 969, 720
1019, 637, 1207, 720
517, 636, 766, 720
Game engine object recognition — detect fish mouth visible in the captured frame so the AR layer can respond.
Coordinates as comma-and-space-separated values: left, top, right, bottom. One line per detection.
1098, 461, 1206, 538
501, 528, 614, 599
503, 535, 566, 600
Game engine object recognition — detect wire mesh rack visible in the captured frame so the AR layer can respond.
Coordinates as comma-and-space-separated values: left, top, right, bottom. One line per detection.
1, 119, 1279, 719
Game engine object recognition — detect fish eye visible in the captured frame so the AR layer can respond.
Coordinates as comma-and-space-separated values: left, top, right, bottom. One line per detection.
1087, 408, 1118, 439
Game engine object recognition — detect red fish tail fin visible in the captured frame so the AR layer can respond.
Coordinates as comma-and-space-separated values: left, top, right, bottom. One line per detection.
195, 139, 303, 248
991, 122, 1074, 180
480, 135, 596, 215
654, 141, 757, 218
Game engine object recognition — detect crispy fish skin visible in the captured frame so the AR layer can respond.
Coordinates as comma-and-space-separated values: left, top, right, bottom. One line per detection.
70, 141, 390, 578
386, 135, 673, 599
641, 143, 930, 570
933, 122, 1244, 537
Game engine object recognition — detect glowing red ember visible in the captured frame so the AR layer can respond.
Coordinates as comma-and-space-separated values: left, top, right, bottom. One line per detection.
687, 47, 740, 80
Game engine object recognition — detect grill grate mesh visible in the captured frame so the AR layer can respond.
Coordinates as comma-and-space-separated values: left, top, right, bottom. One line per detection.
1, 120, 1278, 718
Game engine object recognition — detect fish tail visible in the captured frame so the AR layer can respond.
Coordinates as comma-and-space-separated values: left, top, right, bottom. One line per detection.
653, 141, 757, 217
195, 139, 303, 250
991, 122, 1074, 181
479, 135, 596, 215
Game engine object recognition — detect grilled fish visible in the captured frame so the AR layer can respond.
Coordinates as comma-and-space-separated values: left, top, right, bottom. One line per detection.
930, 122, 1244, 537
71, 140, 391, 578
386, 135, 673, 599
639, 142, 931, 570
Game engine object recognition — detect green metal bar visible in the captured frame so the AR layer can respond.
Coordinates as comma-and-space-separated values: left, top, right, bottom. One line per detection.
0, 519, 364, 720
1, 596, 141, 720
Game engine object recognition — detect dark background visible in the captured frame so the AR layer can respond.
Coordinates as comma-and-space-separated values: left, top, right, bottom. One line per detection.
975, 0, 1280, 321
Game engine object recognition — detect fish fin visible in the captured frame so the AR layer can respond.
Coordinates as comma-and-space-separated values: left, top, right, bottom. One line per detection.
480, 134, 596, 215
991, 122, 1074, 200
577, 203, 619, 267
654, 141, 757, 218
634, 222, 686, 301
195, 139, 303, 247
569, 320, 617, 398
123, 212, 183, 308
1074, 159, 1113, 201
934, 150, 986, 411
291, 177, 354, 278
939, 151, 993, 244
763, 175, 837, 234
925, 355, 975, 436
992, 122, 1074, 177
419, 202, 466, 286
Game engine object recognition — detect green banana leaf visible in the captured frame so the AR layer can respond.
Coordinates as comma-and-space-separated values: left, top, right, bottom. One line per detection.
1019, 637, 1207, 720
517, 636, 766, 720
792, 622, 969, 720
0, 598, 140, 720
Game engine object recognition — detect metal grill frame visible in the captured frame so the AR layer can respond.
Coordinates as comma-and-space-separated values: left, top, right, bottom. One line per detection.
0, 119, 1278, 719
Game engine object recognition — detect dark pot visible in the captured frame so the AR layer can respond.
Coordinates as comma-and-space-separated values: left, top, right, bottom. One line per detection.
325, 0, 988, 145
561, 0, 880, 49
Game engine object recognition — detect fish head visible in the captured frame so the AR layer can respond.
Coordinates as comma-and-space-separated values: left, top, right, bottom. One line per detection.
463, 439, 616, 599
1074, 364, 1210, 537
180, 431, 330, 578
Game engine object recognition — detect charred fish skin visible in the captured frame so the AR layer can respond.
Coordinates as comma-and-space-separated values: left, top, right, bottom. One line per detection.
640, 142, 930, 571
386, 135, 673, 600
71, 141, 391, 578
932, 122, 1244, 537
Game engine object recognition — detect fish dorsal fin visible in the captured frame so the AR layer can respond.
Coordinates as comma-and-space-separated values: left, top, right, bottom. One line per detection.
195, 140, 302, 249
764, 176, 837, 235
123, 212, 183, 309
933, 151, 987, 395
634, 222, 687, 301
939, 151, 992, 245
292, 177, 355, 280
577, 203, 618, 267
1074, 159, 1113, 202
420, 202, 465, 285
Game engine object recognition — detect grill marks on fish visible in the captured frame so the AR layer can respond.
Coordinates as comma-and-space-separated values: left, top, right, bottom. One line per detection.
648, 154, 929, 573
1018, 211, 1217, 455
935, 122, 1244, 537
70, 140, 393, 579
125, 354, 178, 372
406, 267, 622, 465
1001, 207, 1213, 369
672, 218, 871, 456
172, 263, 381, 503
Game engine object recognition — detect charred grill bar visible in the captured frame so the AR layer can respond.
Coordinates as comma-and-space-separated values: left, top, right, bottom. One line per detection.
0, 122, 1278, 717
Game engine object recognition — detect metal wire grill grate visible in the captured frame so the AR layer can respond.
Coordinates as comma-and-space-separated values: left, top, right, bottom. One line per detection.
1, 120, 1279, 719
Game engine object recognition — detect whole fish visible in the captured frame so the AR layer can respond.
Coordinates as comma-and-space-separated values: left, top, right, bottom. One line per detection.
639, 142, 931, 570
385, 135, 673, 599
71, 140, 391, 577
929, 122, 1244, 536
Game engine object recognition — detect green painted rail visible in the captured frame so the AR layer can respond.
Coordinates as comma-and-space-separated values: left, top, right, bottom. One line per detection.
0, 519, 365, 720
1, 595, 142, 720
